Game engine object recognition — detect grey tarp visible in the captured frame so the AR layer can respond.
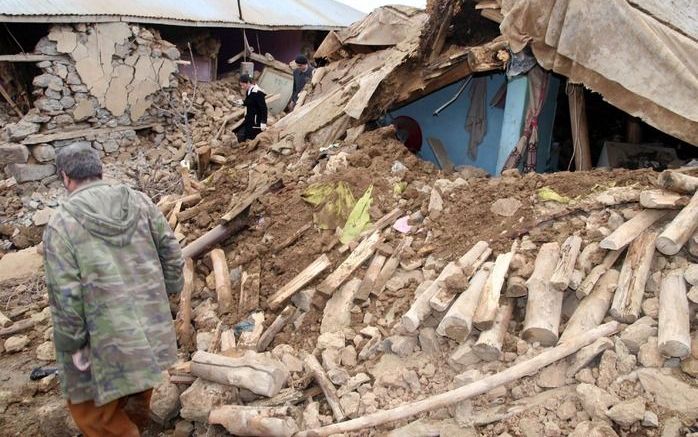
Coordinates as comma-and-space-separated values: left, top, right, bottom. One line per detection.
500, 0, 698, 145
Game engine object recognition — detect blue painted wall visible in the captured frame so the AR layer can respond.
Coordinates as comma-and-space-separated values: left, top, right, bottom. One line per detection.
387, 73, 508, 175
386, 72, 561, 176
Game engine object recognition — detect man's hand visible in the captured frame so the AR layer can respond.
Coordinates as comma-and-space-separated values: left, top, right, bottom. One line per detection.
72, 347, 90, 371
260, 123, 267, 132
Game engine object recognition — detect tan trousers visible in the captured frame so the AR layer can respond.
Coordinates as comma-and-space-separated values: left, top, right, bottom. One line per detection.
67, 389, 153, 437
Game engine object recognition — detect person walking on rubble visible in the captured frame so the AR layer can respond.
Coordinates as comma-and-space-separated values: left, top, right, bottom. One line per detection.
288, 54, 314, 111
238, 73, 268, 142
42, 143, 184, 437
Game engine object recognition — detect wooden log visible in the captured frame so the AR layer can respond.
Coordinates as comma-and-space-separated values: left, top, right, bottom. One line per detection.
210, 249, 233, 316
317, 231, 382, 296
550, 236, 582, 291
522, 242, 562, 346
600, 209, 668, 251
473, 243, 516, 330
158, 193, 201, 215
257, 306, 296, 352
567, 82, 592, 171
437, 263, 492, 341
197, 146, 212, 179
575, 249, 622, 299
0, 311, 12, 328
658, 270, 691, 358
610, 230, 658, 323
239, 259, 261, 316
238, 312, 265, 349
181, 214, 248, 259
355, 253, 387, 302
473, 298, 514, 361
267, 254, 331, 310
504, 276, 528, 297
295, 321, 621, 437
191, 350, 288, 397
167, 200, 183, 230
640, 190, 689, 209
373, 236, 413, 296
304, 353, 345, 422
430, 242, 490, 312
209, 405, 298, 437
402, 261, 463, 333
0, 318, 36, 337
658, 170, 698, 194
559, 269, 619, 343
656, 191, 698, 255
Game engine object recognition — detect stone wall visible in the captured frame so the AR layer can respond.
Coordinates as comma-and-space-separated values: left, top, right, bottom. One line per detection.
0, 22, 180, 183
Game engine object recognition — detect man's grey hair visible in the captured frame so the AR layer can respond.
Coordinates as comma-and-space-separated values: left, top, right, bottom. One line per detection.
55, 143, 103, 181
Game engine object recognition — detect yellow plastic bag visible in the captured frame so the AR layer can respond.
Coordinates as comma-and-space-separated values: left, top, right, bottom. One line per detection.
341, 185, 373, 244
537, 187, 571, 204
302, 182, 356, 230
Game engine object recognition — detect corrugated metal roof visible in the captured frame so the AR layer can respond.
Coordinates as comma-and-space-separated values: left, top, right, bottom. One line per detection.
0, 0, 365, 30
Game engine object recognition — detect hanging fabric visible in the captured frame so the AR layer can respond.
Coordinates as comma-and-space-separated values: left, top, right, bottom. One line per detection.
464, 76, 488, 161
501, 65, 550, 173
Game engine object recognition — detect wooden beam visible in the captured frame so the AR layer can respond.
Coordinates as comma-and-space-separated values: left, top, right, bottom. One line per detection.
304, 353, 345, 422
267, 254, 331, 310
257, 305, 296, 352
0, 54, 68, 62
22, 124, 156, 145
567, 83, 592, 171
295, 322, 621, 436
317, 231, 382, 296
427, 137, 454, 174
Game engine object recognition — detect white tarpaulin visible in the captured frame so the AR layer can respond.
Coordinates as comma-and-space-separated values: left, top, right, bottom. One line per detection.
500, 0, 698, 145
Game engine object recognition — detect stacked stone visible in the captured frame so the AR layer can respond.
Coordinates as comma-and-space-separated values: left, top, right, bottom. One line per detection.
0, 23, 180, 183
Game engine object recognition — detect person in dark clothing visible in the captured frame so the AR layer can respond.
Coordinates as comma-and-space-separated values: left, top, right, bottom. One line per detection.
238, 73, 268, 142
288, 55, 314, 111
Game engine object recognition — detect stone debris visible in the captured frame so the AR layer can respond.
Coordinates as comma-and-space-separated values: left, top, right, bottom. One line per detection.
4, 335, 31, 353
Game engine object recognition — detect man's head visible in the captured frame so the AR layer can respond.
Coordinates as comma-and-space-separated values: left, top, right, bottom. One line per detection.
55, 143, 103, 193
295, 55, 309, 72
240, 73, 253, 92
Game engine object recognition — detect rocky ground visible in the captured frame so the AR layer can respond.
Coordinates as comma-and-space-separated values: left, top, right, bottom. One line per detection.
1, 119, 697, 437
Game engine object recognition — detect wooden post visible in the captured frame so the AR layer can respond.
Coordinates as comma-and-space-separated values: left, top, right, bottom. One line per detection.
522, 242, 562, 346
176, 258, 195, 350
257, 306, 296, 352
402, 262, 462, 333
210, 249, 233, 316
559, 269, 619, 343
304, 353, 345, 422
430, 241, 490, 312
567, 82, 592, 171
294, 322, 621, 437
550, 236, 582, 291
239, 259, 261, 316
599, 210, 668, 251
317, 231, 381, 296
437, 262, 493, 341
267, 254, 331, 310
658, 270, 691, 358
473, 298, 514, 361
610, 230, 658, 323
640, 190, 688, 209
575, 249, 622, 299
656, 191, 698, 255
658, 170, 698, 194
209, 405, 298, 437
473, 243, 516, 330
355, 253, 387, 302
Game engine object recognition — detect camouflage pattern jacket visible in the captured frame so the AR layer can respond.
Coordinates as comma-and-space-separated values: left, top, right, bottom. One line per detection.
43, 181, 184, 406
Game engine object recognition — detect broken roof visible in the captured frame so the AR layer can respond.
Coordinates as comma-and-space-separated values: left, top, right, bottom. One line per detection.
0, 0, 365, 30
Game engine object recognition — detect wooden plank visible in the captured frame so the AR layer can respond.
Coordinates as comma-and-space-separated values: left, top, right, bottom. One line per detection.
317, 231, 382, 296
610, 230, 658, 323
475, 0, 500, 9
274, 223, 312, 253
427, 137, 455, 174
257, 305, 296, 352
354, 253, 387, 302
226, 50, 245, 64
267, 255, 331, 310
248, 53, 293, 75
219, 181, 276, 224
600, 209, 668, 250
22, 124, 156, 145
239, 259, 261, 316
480, 9, 504, 23
639, 190, 689, 209
373, 236, 413, 296
304, 354, 345, 422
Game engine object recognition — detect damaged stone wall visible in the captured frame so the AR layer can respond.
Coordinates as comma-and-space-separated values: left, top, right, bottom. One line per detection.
0, 22, 179, 183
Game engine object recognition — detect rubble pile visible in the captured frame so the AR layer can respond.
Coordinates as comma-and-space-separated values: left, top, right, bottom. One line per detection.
0, 22, 180, 184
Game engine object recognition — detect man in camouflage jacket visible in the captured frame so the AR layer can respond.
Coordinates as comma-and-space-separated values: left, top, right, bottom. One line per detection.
43, 143, 184, 436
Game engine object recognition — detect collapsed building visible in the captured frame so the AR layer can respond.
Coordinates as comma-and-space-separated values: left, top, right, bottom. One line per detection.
0, 1, 697, 437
